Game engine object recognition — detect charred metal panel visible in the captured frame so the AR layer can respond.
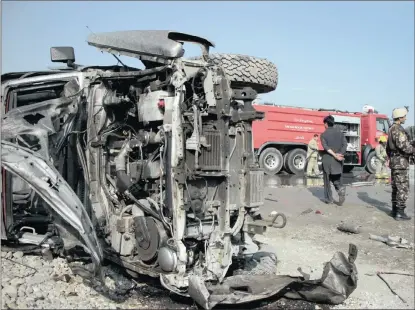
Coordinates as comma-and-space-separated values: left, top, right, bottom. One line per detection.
87, 30, 185, 59
87, 30, 214, 60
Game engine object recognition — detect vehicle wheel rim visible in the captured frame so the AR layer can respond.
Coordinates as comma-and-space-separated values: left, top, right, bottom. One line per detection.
370, 157, 376, 171
264, 154, 279, 169
293, 154, 305, 170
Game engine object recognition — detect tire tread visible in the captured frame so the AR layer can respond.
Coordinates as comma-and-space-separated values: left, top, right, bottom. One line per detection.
192, 53, 278, 94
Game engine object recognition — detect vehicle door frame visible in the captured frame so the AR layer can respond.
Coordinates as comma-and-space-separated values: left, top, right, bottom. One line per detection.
1, 71, 84, 240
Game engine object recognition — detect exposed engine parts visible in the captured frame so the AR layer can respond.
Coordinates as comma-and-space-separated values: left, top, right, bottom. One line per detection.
1, 30, 283, 309
82, 59, 274, 285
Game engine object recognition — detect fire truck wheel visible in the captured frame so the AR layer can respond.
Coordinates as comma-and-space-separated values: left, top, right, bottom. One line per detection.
365, 151, 376, 174
285, 148, 307, 175
282, 152, 289, 171
196, 53, 278, 94
259, 147, 283, 175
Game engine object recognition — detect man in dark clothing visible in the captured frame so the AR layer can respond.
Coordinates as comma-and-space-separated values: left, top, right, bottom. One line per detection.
320, 115, 347, 205
386, 107, 415, 221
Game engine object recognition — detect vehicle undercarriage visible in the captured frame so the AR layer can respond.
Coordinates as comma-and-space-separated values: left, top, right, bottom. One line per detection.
1, 30, 358, 309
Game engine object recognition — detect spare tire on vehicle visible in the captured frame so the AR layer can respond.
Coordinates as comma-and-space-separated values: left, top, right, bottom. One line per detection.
197, 53, 278, 94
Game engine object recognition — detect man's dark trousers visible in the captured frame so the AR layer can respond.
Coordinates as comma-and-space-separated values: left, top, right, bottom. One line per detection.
323, 171, 345, 203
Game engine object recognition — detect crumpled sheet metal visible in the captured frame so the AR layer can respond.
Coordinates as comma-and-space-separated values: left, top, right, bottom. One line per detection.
1, 141, 104, 271
190, 244, 358, 310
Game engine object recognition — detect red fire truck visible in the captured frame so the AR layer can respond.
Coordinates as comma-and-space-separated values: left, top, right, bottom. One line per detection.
252, 104, 390, 175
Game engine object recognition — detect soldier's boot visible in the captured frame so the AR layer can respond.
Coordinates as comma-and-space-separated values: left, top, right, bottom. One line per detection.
375, 174, 382, 179
394, 206, 412, 221
391, 203, 397, 217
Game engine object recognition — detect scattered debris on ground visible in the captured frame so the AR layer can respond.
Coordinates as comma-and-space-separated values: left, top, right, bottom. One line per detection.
169, 244, 359, 310
1, 251, 163, 309
300, 208, 314, 216
2, 244, 360, 310
369, 234, 415, 250
337, 222, 361, 234
262, 181, 414, 309
2, 170, 414, 309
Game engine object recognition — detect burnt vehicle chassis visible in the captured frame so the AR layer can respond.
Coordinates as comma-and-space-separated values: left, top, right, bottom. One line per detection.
1, 31, 285, 308
1, 31, 360, 310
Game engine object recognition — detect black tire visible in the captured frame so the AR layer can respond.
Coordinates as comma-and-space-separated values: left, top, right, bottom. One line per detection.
343, 166, 355, 173
285, 148, 307, 175
282, 152, 290, 172
365, 151, 376, 174
203, 53, 278, 94
259, 147, 283, 175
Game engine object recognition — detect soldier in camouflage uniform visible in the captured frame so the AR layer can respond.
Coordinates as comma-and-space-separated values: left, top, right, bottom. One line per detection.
386, 107, 415, 221
375, 135, 389, 179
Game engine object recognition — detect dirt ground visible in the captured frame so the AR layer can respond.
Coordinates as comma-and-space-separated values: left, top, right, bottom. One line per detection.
260, 169, 415, 309
1, 168, 414, 309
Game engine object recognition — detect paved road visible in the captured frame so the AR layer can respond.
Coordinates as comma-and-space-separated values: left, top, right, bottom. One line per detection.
263, 166, 415, 217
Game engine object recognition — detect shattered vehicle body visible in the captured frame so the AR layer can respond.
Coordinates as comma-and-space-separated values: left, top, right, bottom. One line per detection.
1, 30, 358, 309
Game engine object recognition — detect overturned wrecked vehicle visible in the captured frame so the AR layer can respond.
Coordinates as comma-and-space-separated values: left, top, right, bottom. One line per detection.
1, 30, 357, 309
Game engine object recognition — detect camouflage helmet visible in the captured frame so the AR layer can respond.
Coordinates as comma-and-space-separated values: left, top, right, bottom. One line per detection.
392, 107, 408, 119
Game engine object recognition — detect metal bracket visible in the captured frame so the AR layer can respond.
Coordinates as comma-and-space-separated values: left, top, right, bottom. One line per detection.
232, 87, 257, 100
243, 219, 268, 235
213, 84, 223, 100
172, 168, 186, 184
